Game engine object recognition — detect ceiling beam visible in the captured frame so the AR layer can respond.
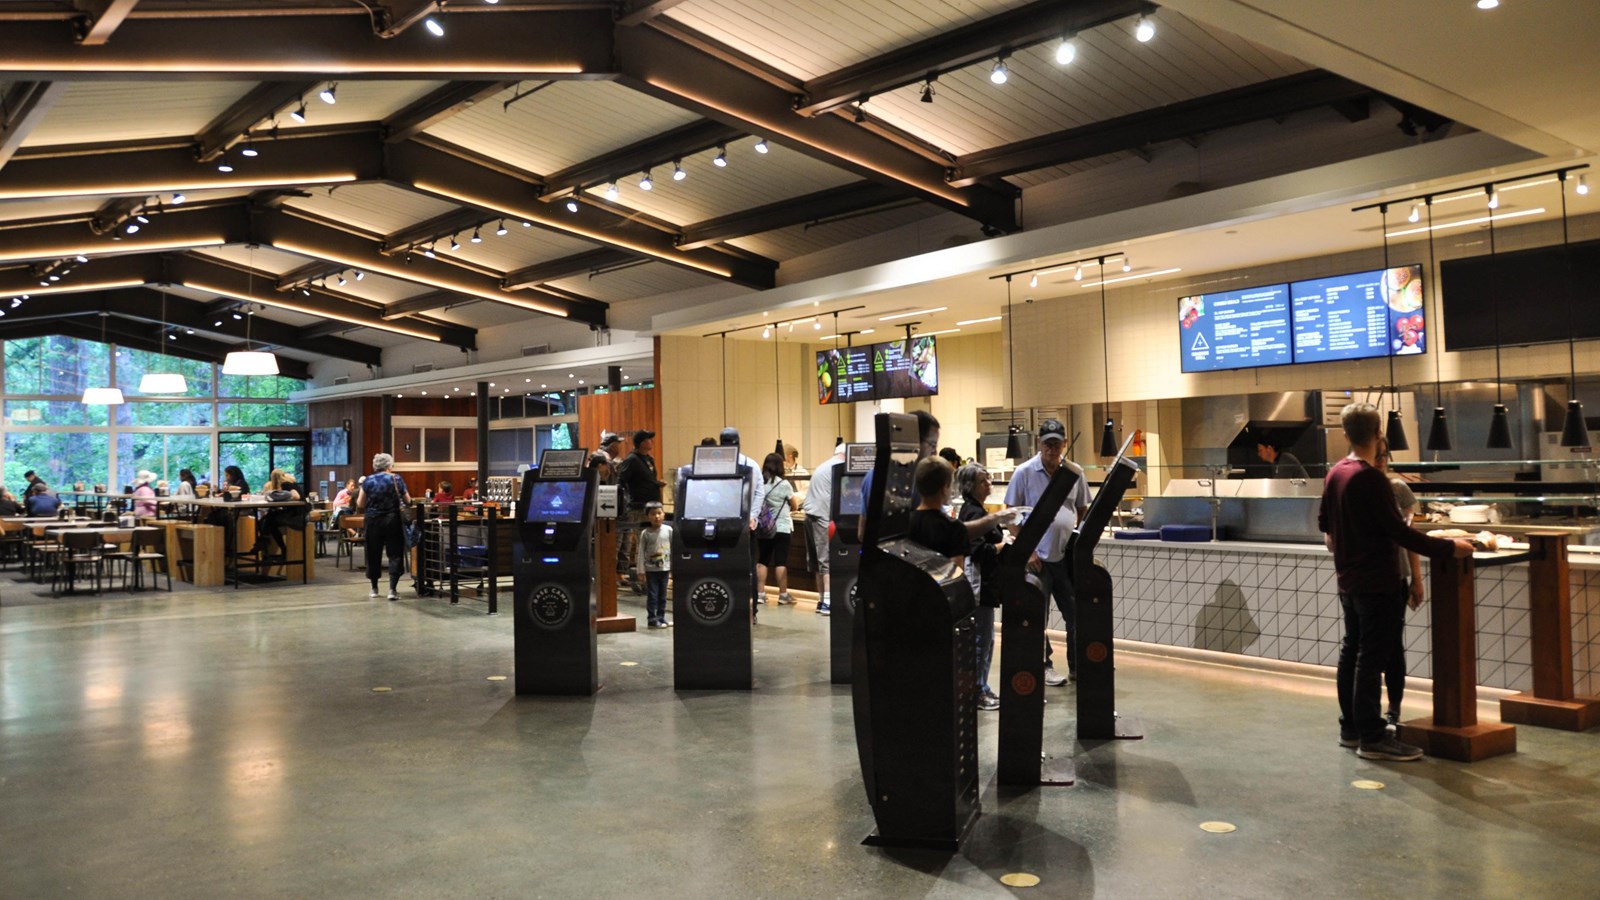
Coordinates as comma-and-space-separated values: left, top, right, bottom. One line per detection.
538, 119, 743, 199
194, 81, 322, 162
502, 248, 638, 289
0, 309, 313, 380
615, 0, 692, 27
380, 291, 461, 319
379, 208, 496, 256
0, 10, 615, 80
376, 0, 441, 39
612, 24, 1017, 233
387, 140, 776, 289
947, 70, 1378, 186
0, 82, 68, 171
382, 81, 518, 144
0, 204, 250, 265
676, 181, 911, 250
795, 0, 1149, 117
254, 207, 609, 327
73, 0, 142, 46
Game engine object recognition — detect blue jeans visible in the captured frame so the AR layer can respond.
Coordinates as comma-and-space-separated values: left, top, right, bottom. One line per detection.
1038, 557, 1076, 672
1338, 590, 1404, 742
975, 606, 996, 694
646, 570, 669, 623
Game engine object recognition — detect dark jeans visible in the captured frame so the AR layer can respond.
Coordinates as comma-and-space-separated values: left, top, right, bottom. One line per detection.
616, 505, 644, 579
1338, 590, 1405, 742
1037, 557, 1076, 672
645, 570, 669, 622
1386, 580, 1410, 716
365, 512, 407, 590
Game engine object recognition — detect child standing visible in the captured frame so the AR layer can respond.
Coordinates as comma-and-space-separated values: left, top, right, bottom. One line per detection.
640, 501, 673, 628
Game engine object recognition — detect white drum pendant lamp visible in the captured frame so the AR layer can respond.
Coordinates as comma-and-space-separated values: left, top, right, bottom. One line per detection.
82, 311, 125, 405
140, 287, 189, 394
222, 350, 279, 376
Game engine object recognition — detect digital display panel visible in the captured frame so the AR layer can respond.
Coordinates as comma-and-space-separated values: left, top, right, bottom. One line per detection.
1177, 284, 1293, 373
816, 347, 875, 405
836, 474, 866, 517
524, 481, 588, 523
1291, 265, 1425, 364
874, 336, 938, 397
682, 478, 743, 521
311, 427, 349, 466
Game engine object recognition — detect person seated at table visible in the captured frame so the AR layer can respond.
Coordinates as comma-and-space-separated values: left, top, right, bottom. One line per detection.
206, 466, 251, 527
433, 480, 455, 504
330, 478, 358, 534
24, 482, 60, 517
131, 470, 159, 517
460, 477, 477, 501
255, 468, 305, 560
0, 486, 22, 516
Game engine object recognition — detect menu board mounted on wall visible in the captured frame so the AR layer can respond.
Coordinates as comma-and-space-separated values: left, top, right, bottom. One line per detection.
817, 346, 875, 404
1178, 284, 1293, 373
816, 337, 939, 403
1291, 264, 1425, 364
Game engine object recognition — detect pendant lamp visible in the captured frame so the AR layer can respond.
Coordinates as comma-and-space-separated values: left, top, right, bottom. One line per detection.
1557, 170, 1591, 448
139, 286, 189, 394
1484, 194, 1512, 450
1422, 197, 1453, 450
1004, 275, 1028, 460
224, 251, 280, 377
81, 311, 124, 405
1098, 257, 1118, 457
1377, 205, 1410, 451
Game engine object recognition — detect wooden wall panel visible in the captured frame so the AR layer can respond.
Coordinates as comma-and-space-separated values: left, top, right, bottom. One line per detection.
578, 387, 660, 457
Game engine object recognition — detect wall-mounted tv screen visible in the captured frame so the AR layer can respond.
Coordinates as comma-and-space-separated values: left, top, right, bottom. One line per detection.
1178, 284, 1293, 373
1291, 264, 1425, 364
1442, 238, 1600, 350
874, 336, 938, 398
817, 346, 875, 405
311, 427, 349, 466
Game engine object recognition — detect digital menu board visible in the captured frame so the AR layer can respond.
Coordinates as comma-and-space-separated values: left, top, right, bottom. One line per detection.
1177, 284, 1293, 373
816, 337, 939, 404
1291, 264, 1425, 364
817, 346, 874, 404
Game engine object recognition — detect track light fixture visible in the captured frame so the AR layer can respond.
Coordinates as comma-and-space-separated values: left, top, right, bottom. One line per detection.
989, 56, 1009, 85
337, 273, 347, 286
290, 102, 306, 123
761, 326, 771, 339
920, 80, 935, 103
1580, 174, 1591, 196
320, 83, 337, 104
604, 182, 619, 201
217, 154, 234, 173
1486, 184, 1499, 209
1135, 14, 1156, 42
1073, 266, 1083, 281
449, 236, 460, 251
713, 145, 728, 167
171, 193, 186, 204
1408, 202, 1421, 223
424, 16, 444, 37
1029, 271, 1038, 288
672, 159, 686, 181
135, 214, 149, 224
1056, 35, 1077, 65
521, 220, 531, 228
639, 170, 654, 191
355, 270, 364, 280
470, 228, 482, 243
496, 220, 508, 235
565, 198, 580, 213
754, 138, 769, 154
1122, 256, 1132, 272
240, 140, 258, 158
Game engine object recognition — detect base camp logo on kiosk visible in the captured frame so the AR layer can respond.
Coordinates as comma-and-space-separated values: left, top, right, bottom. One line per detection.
687, 579, 734, 625
526, 584, 574, 630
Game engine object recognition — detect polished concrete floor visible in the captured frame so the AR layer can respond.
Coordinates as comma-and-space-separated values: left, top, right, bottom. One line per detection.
3, 567, 1600, 899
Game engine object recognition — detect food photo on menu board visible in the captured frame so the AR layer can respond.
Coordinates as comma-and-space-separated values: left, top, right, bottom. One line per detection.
874, 336, 938, 398
816, 346, 875, 405
1290, 264, 1425, 364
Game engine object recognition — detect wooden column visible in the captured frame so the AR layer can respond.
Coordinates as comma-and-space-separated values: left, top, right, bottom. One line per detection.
594, 517, 635, 633
1500, 532, 1600, 731
1398, 555, 1516, 761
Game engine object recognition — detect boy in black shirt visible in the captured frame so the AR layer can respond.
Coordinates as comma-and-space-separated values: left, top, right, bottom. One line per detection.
907, 457, 999, 560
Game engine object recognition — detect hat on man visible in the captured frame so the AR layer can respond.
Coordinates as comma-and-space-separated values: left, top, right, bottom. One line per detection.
1038, 418, 1067, 443
718, 427, 741, 447
599, 431, 622, 448
632, 429, 656, 446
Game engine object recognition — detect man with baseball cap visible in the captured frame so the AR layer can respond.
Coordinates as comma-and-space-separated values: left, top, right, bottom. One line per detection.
1005, 418, 1090, 686
591, 432, 624, 485
615, 430, 662, 593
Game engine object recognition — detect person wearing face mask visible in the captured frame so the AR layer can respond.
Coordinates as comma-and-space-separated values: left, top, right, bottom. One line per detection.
1004, 419, 1090, 687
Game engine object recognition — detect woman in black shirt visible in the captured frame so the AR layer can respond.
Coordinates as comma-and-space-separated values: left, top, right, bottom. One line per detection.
957, 463, 1006, 710
356, 452, 411, 601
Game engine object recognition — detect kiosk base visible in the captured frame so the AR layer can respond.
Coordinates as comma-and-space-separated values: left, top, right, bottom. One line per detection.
1498, 694, 1600, 732
1084, 714, 1144, 741
1041, 758, 1075, 786
1398, 717, 1517, 762
597, 614, 637, 634
861, 809, 977, 853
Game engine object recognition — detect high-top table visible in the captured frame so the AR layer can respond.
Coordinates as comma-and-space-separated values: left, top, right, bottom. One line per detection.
187, 497, 314, 589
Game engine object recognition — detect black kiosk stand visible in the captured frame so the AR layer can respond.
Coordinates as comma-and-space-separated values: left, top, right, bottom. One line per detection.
513, 448, 599, 696
1072, 441, 1142, 740
828, 443, 873, 684
852, 413, 979, 850
994, 462, 1081, 788
672, 445, 755, 691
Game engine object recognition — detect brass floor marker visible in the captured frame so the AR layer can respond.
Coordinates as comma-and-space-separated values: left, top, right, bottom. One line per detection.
999, 873, 1041, 888
1199, 821, 1237, 834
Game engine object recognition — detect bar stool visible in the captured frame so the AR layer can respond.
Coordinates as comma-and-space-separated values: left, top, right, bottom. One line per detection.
53, 530, 106, 596
337, 515, 365, 570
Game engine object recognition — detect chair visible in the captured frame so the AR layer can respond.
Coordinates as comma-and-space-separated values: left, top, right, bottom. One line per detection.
0, 519, 24, 571
53, 530, 106, 596
25, 525, 64, 583
337, 515, 365, 570
132, 528, 172, 591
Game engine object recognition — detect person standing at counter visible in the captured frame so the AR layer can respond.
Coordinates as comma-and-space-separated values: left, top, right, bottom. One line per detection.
615, 430, 663, 594
1256, 439, 1308, 480
803, 441, 845, 616
357, 453, 412, 602
755, 452, 796, 606
718, 427, 766, 620
591, 432, 623, 485
957, 463, 1006, 712
1005, 418, 1090, 687
1319, 403, 1472, 762
1375, 439, 1426, 733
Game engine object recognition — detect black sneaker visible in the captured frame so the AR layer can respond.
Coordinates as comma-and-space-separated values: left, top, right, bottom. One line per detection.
1386, 710, 1401, 732
1339, 733, 1359, 749
1357, 736, 1424, 761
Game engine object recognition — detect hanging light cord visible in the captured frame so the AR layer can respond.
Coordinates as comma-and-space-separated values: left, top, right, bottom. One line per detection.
1562, 173, 1576, 396
1427, 198, 1441, 406
1100, 260, 1110, 412
1006, 275, 1017, 432
1381, 205, 1396, 407
1489, 200, 1502, 402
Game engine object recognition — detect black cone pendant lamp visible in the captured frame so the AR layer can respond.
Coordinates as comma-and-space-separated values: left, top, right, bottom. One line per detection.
1557, 170, 1591, 448
1098, 258, 1118, 457
1004, 275, 1028, 460
1378, 204, 1410, 451
1422, 197, 1452, 450
1485, 191, 1513, 450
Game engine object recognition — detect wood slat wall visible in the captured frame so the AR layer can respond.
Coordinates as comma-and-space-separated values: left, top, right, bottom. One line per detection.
304, 395, 481, 496
578, 386, 660, 458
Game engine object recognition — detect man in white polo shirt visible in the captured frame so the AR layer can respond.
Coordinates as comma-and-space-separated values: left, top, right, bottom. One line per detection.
1004, 418, 1089, 686
802, 439, 845, 616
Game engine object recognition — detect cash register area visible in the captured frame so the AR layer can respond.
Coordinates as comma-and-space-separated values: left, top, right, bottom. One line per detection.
3, 564, 1597, 898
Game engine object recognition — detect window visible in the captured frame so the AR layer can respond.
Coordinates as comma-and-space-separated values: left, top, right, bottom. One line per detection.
115, 349, 214, 397
219, 403, 307, 428
2, 336, 109, 396
5, 431, 111, 491
116, 400, 214, 427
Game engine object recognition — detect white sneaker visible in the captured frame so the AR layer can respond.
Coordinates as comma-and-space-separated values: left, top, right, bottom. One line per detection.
1043, 666, 1068, 687
368, 586, 379, 599
387, 589, 399, 601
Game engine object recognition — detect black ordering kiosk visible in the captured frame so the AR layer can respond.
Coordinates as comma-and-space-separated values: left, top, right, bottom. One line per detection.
995, 460, 1082, 788
513, 448, 598, 696
1072, 437, 1142, 740
672, 444, 754, 691
828, 443, 873, 684
852, 413, 979, 850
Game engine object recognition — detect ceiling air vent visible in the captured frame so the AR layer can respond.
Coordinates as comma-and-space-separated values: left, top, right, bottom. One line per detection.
521, 343, 552, 357
412, 363, 434, 374
333, 376, 350, 386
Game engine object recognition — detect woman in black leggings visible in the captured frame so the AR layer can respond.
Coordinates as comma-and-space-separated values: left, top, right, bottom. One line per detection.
356, 452, 411, 601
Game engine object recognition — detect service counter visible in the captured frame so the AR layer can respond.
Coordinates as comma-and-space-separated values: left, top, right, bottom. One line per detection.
1081, 535, 1600, 698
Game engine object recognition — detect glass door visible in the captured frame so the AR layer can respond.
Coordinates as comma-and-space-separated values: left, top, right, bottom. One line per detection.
218, 431, 310, 492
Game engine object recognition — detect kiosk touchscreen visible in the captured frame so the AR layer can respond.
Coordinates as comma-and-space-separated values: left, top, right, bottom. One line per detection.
828, 444, 873, 684
512, 448, 598, 696
672, 445, 754, 691
852, 413, 980, 850
1071, 436, 1142, 740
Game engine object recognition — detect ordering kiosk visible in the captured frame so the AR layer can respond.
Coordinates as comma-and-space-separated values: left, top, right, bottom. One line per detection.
828, 443, 873, 684
672, 445, 755, 691
1071, 438, 1142, 740
852, 413, 979, 850
513, 448, 598, 696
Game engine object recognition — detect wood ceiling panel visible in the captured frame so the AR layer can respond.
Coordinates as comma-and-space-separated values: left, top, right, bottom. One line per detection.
285, 183, 458, 236
22, 81, 253, 147
546, 259, 724, 304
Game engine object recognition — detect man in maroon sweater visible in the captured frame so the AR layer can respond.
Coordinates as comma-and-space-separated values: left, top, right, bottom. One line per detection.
1318, 403, 1473, 761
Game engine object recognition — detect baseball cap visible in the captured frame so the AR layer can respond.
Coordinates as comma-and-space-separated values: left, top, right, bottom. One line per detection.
1038, 418, 1067, 443
644, 500, 664, 511
719, 427, 741, 447
632, 429, 656, 446
599, 431, 622, 448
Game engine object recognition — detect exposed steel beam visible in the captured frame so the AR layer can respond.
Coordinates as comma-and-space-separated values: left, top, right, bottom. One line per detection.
538, 119, 742, 199
194, 81, 322, 162
383, 81, 518, 143
502, 248, 638, 289
676, 181, 911, 250
0, 82, 68, 171
73, 0, 143, 46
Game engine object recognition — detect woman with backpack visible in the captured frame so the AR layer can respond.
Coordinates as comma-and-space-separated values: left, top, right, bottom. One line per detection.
356, 452, 412, 601
754, 452, 796, 606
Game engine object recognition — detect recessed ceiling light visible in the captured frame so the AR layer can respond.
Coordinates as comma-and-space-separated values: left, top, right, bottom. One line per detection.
1476, 0, 1499, 8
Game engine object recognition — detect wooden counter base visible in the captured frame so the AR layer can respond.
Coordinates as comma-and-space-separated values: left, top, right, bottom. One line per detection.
1498, 694, 1600, 732
1398, 717, 1518, 762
